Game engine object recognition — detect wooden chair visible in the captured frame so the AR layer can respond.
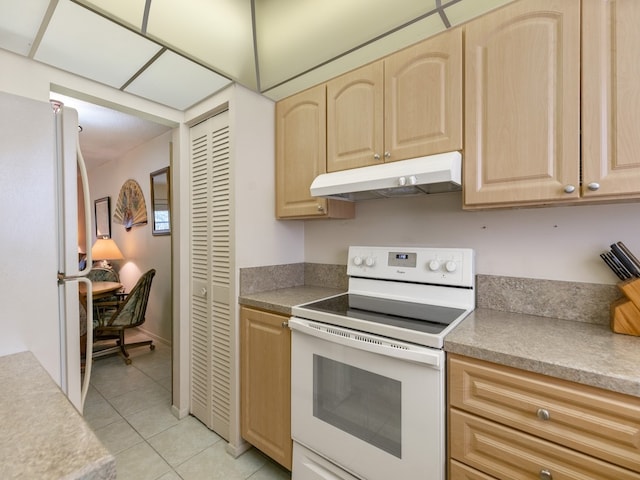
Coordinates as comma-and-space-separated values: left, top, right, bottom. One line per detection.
93, 269, 156, 365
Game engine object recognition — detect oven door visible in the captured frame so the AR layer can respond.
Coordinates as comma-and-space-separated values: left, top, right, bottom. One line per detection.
290, 317, 445, 480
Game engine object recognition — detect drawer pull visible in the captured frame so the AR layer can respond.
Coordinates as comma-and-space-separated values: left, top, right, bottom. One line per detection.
536, 408, 550, 421
539, 469, 553, 480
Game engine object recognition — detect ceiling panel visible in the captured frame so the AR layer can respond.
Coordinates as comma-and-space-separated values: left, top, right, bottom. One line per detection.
1, 1, 518, 111
146, 0, 257, 90
34, 0, 162, 89
0, 0, 50, 55
262, 13, 447, 100
256, 0, 438, 91
124, 50, 232, 110
73, 0, 147, 32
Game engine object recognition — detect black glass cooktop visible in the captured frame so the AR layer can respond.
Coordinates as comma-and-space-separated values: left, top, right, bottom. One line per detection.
299, 293, 466, 335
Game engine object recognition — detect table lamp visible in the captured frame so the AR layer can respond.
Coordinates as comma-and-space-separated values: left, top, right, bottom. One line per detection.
91, 237, 124, 268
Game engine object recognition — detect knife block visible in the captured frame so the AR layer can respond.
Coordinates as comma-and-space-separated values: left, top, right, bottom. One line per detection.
611, 278, 640, 336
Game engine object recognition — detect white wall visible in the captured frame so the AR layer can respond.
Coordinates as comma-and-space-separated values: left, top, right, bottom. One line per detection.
304, 192, 640, 285
232, 84, 305, 268
89, 131, 173, 343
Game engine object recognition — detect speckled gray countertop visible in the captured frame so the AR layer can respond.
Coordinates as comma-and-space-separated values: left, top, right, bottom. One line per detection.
0, 351, 116, 480
445, 308, 640, 398
239, 285, 345, 315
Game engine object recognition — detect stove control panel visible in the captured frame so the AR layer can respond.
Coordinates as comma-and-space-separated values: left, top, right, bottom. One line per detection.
347, 246, 474, 288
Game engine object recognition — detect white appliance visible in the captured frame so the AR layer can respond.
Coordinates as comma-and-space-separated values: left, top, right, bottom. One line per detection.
290, 245, 475, 480
0, 91, 94, 413
309, 151, 461, 201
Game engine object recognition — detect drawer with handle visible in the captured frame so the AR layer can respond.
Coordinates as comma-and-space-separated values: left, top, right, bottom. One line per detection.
450, 409, 640, 480
449, 459, 496, 479
448, 354, 640, 473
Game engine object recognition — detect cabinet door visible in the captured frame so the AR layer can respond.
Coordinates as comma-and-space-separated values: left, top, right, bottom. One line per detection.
385, 28, 462, 163
582, 0, 640, 199
275, 85, 328, 218
327, 61, 384, 172
464, 0, 581, 207
275, 86, 355, 219
240, 307, 292, 470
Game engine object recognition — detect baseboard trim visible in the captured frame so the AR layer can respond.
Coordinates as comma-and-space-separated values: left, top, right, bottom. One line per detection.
171, 404, 189, 420
135, 326, 171, 346
226, 439, 252, 458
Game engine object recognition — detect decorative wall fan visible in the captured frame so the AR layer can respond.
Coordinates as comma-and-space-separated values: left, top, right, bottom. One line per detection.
113, 179, 148, 231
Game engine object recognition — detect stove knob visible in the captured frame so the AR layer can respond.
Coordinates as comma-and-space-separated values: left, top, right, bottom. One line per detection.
428, 260, 441, 271
365, 256, 375, 267
445, 260, 457, 273
353, 256, 363, 266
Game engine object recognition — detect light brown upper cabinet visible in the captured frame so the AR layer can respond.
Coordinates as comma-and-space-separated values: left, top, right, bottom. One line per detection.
465, 0, 640, 209
327, 62, 384, 172
464, 0, 581, 208
582, 0, 640, 200
327, 28, 463, 173
275, 84, 355, 219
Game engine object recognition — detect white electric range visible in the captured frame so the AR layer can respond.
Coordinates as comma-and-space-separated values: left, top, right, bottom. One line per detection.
289, 245, 475, 480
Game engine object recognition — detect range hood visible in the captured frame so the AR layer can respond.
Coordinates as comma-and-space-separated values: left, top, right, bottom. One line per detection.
310, 151, 462, 201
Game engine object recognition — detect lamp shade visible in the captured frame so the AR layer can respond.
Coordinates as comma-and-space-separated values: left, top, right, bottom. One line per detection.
91, 238, 124, 261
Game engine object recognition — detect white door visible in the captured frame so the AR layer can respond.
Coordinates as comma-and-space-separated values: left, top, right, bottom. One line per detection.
189, 110, 233, 439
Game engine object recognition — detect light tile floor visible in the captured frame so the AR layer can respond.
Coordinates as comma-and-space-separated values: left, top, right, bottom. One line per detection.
84, 330, 291, 480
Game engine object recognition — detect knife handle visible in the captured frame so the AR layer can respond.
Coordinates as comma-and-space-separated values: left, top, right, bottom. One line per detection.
617, 242, 640, 273
606, 251, 632, 279
611, 244, 640, 277
601, 253, 628, 280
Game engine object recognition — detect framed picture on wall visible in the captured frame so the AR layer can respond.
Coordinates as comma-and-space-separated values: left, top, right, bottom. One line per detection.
150, 166, 171, 236
95, 196, 111, 238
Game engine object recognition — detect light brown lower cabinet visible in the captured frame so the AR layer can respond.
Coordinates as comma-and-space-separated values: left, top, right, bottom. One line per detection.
448, 354, 640, 479
240, 306, 292, 470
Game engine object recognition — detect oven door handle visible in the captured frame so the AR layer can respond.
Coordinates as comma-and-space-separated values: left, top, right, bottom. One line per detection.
289, 317, 442, 367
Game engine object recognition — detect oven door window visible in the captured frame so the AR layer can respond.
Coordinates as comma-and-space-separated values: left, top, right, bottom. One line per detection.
313, 355, 401, 458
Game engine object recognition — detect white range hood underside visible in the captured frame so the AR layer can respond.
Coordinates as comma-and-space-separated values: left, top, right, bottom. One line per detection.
310, 151, 462, 202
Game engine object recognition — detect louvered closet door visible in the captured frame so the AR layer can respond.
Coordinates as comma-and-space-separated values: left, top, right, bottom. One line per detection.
189, 110, 231, 440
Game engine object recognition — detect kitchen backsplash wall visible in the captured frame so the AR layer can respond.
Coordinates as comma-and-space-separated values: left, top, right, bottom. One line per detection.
304, 263, 348, 290
238, 262, 347, 295
239, 263, 304, 295
476, 275, 619, 326
240, 264, 621, 325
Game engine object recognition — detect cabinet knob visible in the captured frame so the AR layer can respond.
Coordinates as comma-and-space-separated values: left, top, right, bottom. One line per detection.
374, 153, 381, 160
539, 469, 553, 480
282, 321, 289, 328
563, 185, 576, 194
317, 204, 325, 212
384, 151, 391, 159
536, 408, 550, 421
587, 182, 600, 191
